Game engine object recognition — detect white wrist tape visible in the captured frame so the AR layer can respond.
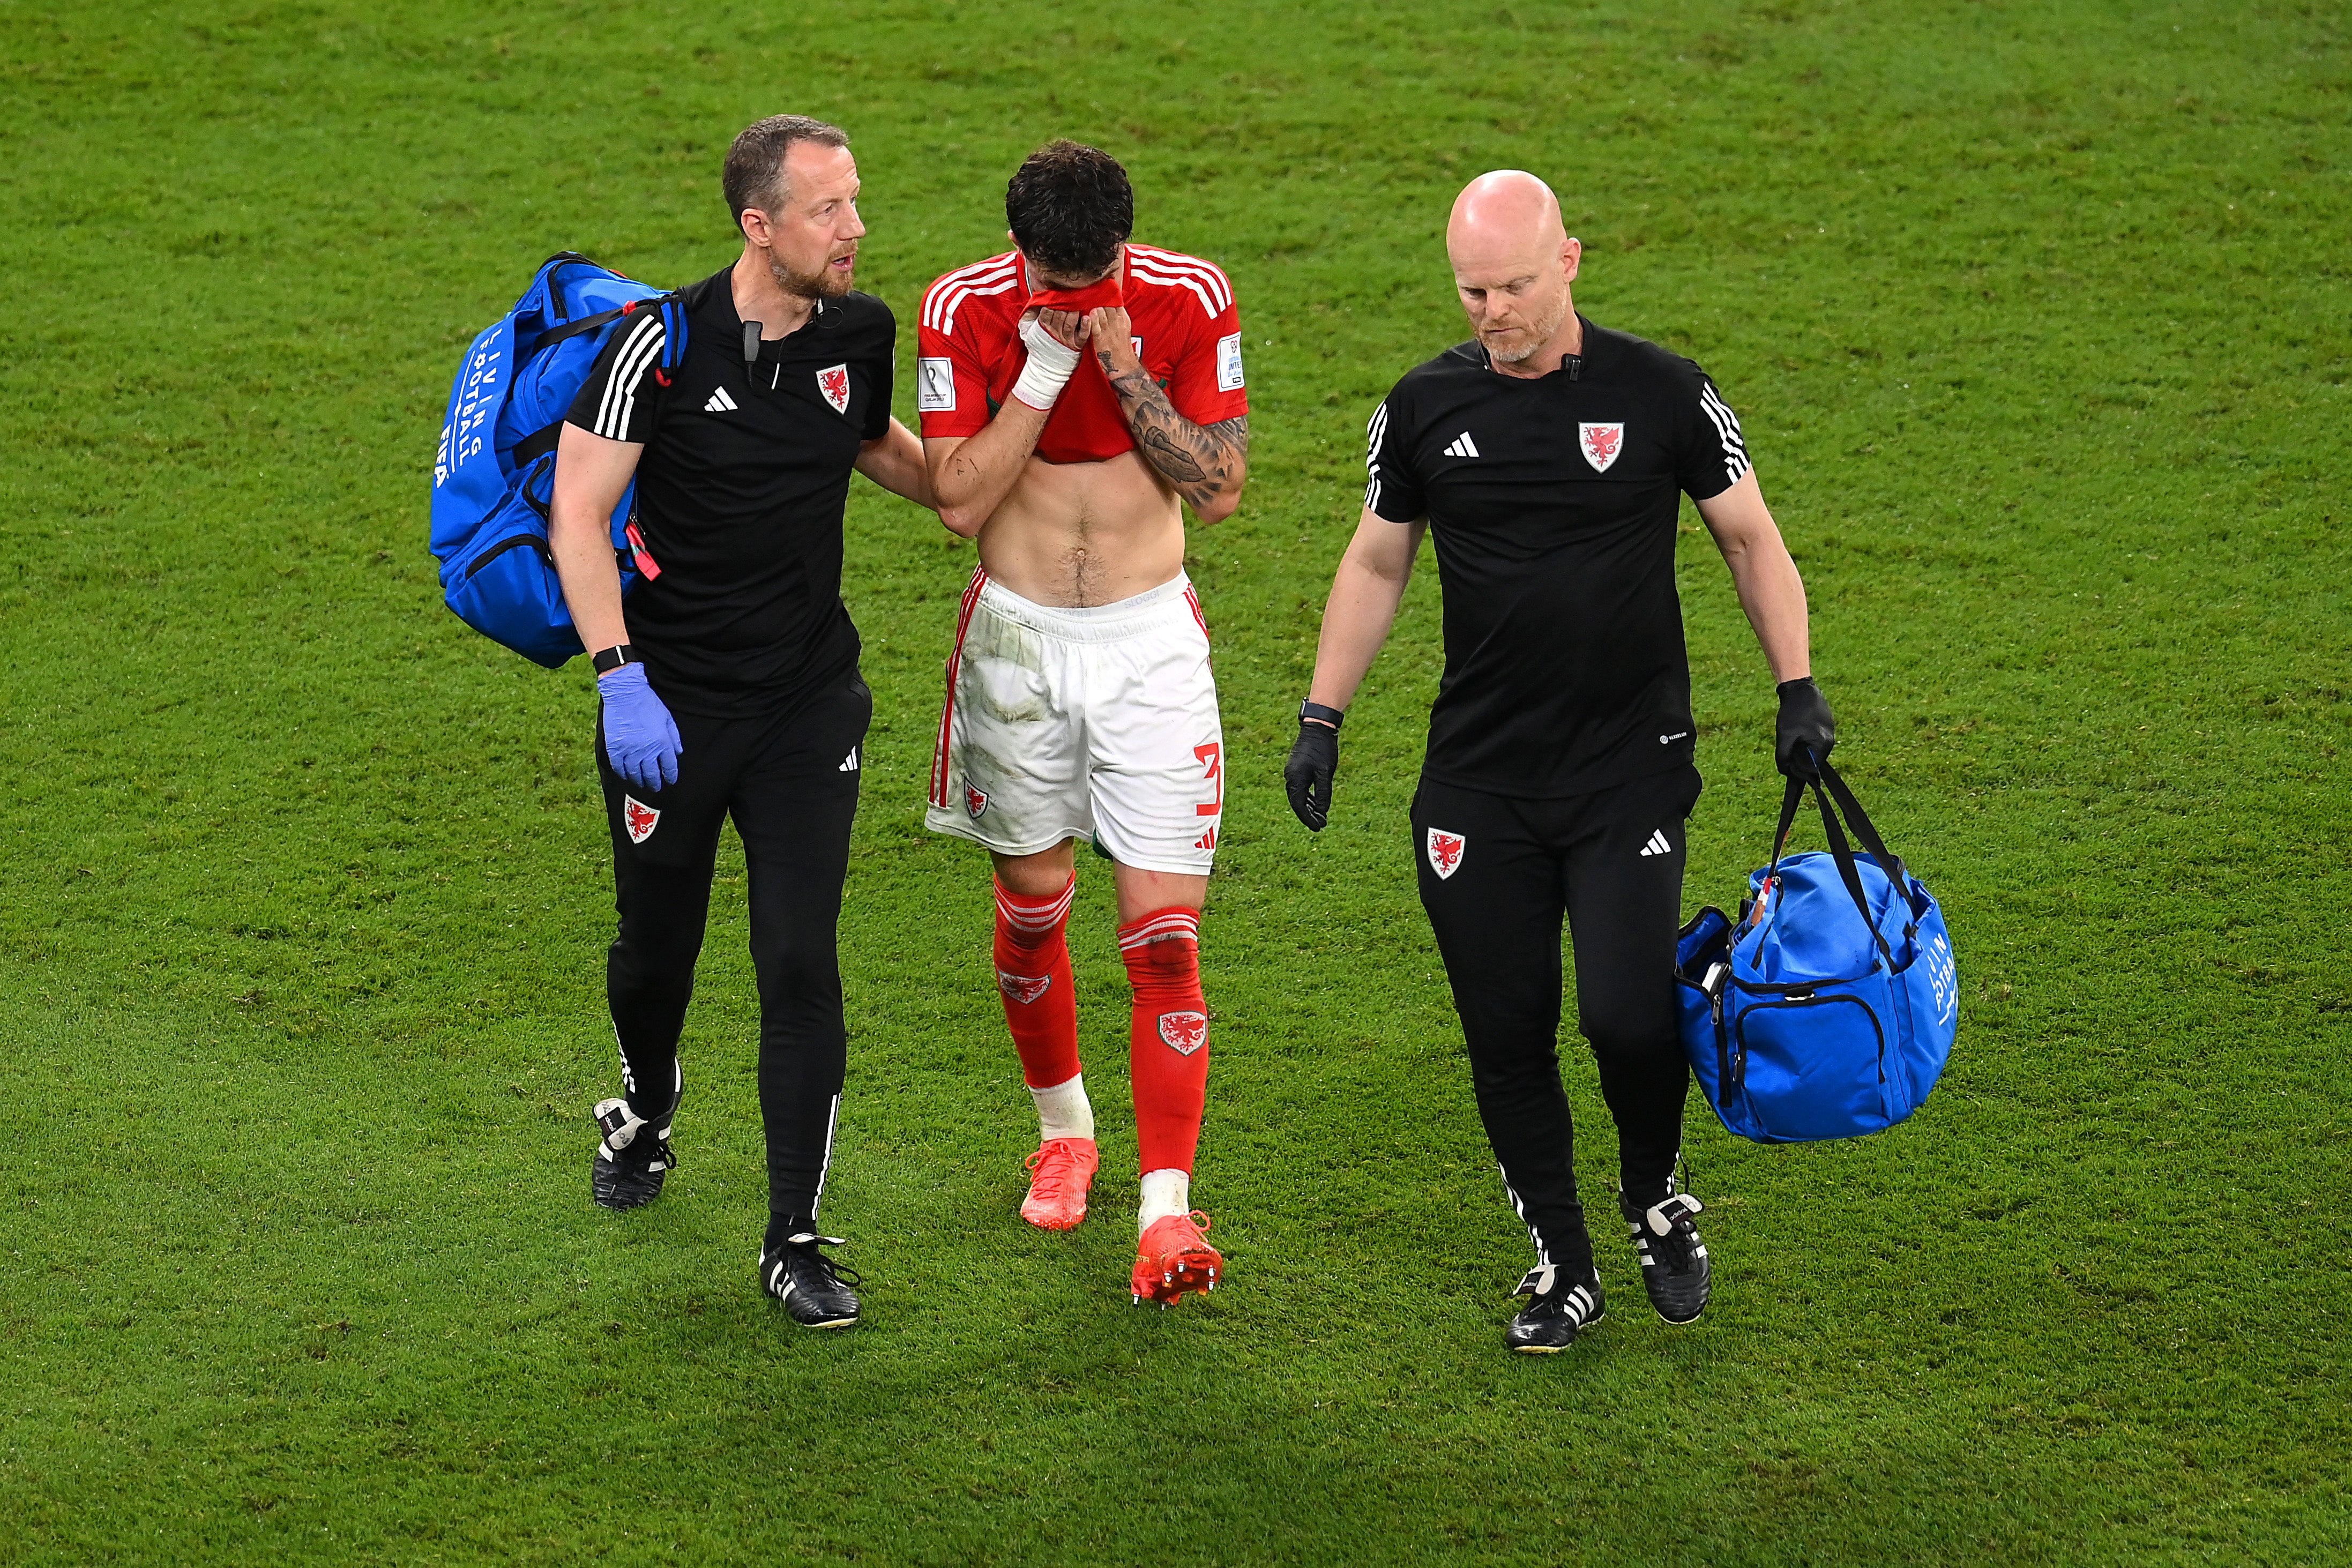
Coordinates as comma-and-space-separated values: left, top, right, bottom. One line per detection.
1011, 316, 1082, 410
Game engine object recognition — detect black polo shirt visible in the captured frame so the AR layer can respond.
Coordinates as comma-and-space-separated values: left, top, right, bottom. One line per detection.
566, 266, 894, 716
1365, 316, 1751, 797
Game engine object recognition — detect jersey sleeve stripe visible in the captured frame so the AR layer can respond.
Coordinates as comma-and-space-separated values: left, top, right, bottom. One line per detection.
1126, 247, 1233, 309
924, 255, 1018, 295
1128, 245, 1234, 313
936, 277, 1022, 335
601, 316, 666, 438
921, 269, 1014, 333
921, 267, 1016, 333
921, 259, 1019, 331
927, 273, 1022, 335
1125, 260, 1219, 318
1363, 402, 1390, 512
1697, 383, 1745, 453
594, 312, 667, 439
1127, 255, 1230, 318
1697, 384, 1752, 484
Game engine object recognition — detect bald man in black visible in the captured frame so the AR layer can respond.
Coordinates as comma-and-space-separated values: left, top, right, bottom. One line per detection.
1285, 170, 1835, 1353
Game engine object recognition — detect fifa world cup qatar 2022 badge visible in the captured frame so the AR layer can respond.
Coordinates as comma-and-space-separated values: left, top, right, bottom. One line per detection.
816, 364, 851, 415
1426, 827, 1467, 880
1157, 1011, 1208, 1056
623, 796, 661, 845
1579, 421, 1625, 474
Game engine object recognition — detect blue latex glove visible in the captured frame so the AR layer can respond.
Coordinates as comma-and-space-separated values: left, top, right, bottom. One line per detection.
599, 663, 683, 793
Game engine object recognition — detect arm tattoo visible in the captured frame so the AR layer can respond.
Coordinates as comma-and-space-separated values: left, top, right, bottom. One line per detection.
1098, 350, 1249, 511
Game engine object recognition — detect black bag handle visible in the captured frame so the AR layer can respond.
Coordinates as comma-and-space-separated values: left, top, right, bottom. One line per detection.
1816, 761, 1916, 921
1809, 772, 1895, 967
1754, 750, 1895, 969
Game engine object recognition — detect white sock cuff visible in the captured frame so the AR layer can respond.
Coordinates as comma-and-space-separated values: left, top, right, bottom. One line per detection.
1138, 1167, 1191, 1235
1029, 1073, 1094, 1143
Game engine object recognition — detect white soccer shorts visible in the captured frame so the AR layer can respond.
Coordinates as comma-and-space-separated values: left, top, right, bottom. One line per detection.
926, 569, 1224, 875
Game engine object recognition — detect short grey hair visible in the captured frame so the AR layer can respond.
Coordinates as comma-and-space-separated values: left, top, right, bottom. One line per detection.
723, 115, 849, 225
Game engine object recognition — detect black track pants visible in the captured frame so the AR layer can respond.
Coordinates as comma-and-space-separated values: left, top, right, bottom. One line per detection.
598, 669, 871, 1234
1412, 766, 1701, 1276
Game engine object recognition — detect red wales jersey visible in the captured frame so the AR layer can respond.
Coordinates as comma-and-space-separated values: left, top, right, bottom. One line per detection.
915, 244, 1247, 464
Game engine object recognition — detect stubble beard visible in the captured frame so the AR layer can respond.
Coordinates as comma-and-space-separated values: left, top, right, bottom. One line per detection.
1485, 287, 1571, 364
770, 248, 854, 301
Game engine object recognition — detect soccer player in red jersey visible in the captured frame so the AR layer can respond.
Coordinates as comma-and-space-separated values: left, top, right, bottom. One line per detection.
916, 142, 1249, 1304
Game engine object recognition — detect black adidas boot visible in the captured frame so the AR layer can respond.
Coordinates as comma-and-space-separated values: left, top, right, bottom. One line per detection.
590, 1071, 680, 1212
758, 1234, 862, 1329
1622, 1188, 1710, 1325
1504, 1264, 1606, 1354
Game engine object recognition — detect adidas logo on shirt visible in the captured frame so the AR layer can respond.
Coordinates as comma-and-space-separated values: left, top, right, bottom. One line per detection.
1638, 828, 1672, 858
1443, 431, 1480, 458
704, 386, 738, 413
838, 746, 860, 773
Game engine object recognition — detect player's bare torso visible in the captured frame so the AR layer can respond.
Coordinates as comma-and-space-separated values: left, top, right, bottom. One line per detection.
970, 446, 1182, 608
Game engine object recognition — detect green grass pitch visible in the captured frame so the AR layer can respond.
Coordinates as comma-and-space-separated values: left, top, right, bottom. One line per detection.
3, 1, 2347, 1561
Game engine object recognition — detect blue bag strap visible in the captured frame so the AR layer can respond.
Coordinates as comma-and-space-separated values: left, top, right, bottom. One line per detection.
658, 295, 689, 370
527, 304, 630, 354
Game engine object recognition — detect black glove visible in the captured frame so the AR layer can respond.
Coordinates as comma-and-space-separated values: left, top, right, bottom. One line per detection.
1775, 677, 1835, 779
1284, 711, 1342, 831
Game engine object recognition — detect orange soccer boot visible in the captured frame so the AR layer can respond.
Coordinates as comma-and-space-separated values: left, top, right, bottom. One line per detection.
1019, 1137, 1100, 1231
1131, 1210, 1223, 1305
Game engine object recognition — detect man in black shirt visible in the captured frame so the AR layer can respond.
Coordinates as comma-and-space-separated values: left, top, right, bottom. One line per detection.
548, 115, 934, 1328
1283, 171, 1835, 1353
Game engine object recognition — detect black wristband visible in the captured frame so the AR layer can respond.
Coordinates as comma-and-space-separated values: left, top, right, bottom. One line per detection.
592, 644, 639, 675
1299, 700, 1346, 730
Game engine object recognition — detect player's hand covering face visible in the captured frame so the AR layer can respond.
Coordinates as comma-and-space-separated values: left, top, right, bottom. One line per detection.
1021, 305, 1087, 352
1082, 306, 1141, 374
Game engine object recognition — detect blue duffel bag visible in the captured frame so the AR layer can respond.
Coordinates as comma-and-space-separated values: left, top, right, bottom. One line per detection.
429, 253, 686, 668
1674, 759, 1958, 1143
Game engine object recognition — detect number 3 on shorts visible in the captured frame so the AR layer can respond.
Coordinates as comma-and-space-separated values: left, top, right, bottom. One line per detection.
1194, 742, 1223, 817
1192, 741, 1223, 853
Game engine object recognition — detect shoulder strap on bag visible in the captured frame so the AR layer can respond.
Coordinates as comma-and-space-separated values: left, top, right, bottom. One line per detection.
506, 289, 691, 471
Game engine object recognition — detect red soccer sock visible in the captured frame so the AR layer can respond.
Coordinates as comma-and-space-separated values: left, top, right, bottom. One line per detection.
1118, 906, 1209, 1176
994, 874, 1081, 1090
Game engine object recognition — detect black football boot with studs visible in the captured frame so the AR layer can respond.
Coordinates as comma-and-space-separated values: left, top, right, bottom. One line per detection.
1622, 1184, 1710, 1325
1505, 1263, 1606, 1354
591, 1069, 681, 1212
758, 1234, 862, 1329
